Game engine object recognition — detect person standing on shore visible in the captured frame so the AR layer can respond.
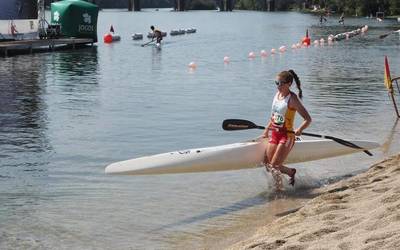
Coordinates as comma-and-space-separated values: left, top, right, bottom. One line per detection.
150, 25, 163, 44
261, 70, 312, 190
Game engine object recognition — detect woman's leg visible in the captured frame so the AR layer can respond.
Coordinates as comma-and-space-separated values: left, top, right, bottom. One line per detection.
265, 142, 277, 166
266, 142, 285, 189
270, 137, 296, 177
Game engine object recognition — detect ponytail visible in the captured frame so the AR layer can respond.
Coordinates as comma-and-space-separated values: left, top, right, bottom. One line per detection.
288, 69, 302, 99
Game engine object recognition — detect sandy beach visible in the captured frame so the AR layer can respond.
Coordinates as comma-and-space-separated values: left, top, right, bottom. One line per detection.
228, 154, 400, 250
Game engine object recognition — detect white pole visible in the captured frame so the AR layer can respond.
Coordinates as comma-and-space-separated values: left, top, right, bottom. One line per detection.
37, 0, 46, 38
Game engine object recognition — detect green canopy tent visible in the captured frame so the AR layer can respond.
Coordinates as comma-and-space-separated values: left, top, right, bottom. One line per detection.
51, 0, 99, 42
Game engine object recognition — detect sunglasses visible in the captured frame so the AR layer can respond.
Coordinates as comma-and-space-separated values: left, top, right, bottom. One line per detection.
275, 80, 287, 86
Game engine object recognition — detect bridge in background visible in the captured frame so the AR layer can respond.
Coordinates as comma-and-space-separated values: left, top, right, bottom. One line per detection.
126, 0, 276, 12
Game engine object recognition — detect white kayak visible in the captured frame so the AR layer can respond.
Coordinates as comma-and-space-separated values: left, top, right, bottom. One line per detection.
105, 139, 380, 175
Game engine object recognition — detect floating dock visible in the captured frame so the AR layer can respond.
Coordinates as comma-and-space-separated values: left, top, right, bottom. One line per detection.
0, 38, 94, 56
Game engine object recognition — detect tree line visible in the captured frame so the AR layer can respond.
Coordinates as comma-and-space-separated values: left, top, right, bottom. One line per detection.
235, 0, 400, 16
45, 0, 400, 15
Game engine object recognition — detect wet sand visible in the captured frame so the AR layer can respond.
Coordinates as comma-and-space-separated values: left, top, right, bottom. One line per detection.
228, 154, 400, 250
172, 190, 317, 250
204, 195, 314, 250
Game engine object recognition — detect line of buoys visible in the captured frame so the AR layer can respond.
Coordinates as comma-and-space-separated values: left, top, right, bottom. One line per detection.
189, 26, 369, 69
105, 26, 197, 43
131, 28, 196, 40
331, 25, 368, 42
170, 28, 196, 36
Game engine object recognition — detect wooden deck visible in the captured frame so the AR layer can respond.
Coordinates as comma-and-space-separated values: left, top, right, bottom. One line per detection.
0, 38, 94, 56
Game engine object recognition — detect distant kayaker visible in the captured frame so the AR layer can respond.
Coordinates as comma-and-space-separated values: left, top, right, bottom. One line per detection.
150, 25, 163, 44
339, 13, 344, 25
261, 70, 312, 190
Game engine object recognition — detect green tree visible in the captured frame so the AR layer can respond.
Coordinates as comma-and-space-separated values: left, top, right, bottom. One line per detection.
388, 0, 400, 15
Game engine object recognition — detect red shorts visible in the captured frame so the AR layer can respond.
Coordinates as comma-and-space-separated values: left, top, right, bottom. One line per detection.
268, 128, 295, 146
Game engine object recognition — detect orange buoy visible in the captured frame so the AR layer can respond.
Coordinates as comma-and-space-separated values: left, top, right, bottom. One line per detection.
103, 33, 113, 43
188, 62, 197, 69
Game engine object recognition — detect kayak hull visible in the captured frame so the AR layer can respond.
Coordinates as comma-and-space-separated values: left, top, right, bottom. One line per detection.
105, 139, 380, 175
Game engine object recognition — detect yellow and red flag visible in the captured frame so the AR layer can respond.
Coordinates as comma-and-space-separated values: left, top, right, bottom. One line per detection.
384, 56, 393, 91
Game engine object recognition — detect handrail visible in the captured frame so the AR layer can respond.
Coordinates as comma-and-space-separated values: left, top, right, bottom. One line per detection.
390, 76, 400, 118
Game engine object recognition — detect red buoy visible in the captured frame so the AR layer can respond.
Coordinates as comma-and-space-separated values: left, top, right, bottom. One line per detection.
103, 33, 113, 43
302, 29, 311, 46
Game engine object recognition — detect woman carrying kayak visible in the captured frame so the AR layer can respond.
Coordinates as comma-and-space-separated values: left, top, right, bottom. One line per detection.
261, 70, 312, 190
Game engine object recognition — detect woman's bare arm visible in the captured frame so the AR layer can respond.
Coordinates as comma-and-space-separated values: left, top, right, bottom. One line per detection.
290, 95, 312, 135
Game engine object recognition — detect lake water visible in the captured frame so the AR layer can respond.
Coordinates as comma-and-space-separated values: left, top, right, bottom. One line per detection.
1, 9, 400, 249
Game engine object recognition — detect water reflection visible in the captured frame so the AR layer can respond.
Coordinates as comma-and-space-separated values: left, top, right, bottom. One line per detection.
382, 119, 399, 156
0, 55, 51, 228
46, 48, 100, 111
151, 45, 162, 71
50, 47, 99, 79
0, 56, 49, 158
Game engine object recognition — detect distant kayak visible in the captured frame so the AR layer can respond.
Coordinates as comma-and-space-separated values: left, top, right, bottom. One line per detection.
105, 138, 380, 175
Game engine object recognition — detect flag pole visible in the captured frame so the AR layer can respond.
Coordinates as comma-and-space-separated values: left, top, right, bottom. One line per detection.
393, 77, 400, 95
385, 56, 400, 118
390, 88, 400, 118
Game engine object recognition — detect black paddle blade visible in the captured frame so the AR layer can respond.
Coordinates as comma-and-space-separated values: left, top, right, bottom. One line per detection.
379, 33, 390, 39
302, 132, 372, 156
326, 136, 373, 156
222, 119, 264, 131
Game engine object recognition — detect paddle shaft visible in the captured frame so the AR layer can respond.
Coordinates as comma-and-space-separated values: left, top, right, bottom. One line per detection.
141, 40, 155, 47
380, 30, 400, 39
222, 119, 373, 156
380, 32, 392, 39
